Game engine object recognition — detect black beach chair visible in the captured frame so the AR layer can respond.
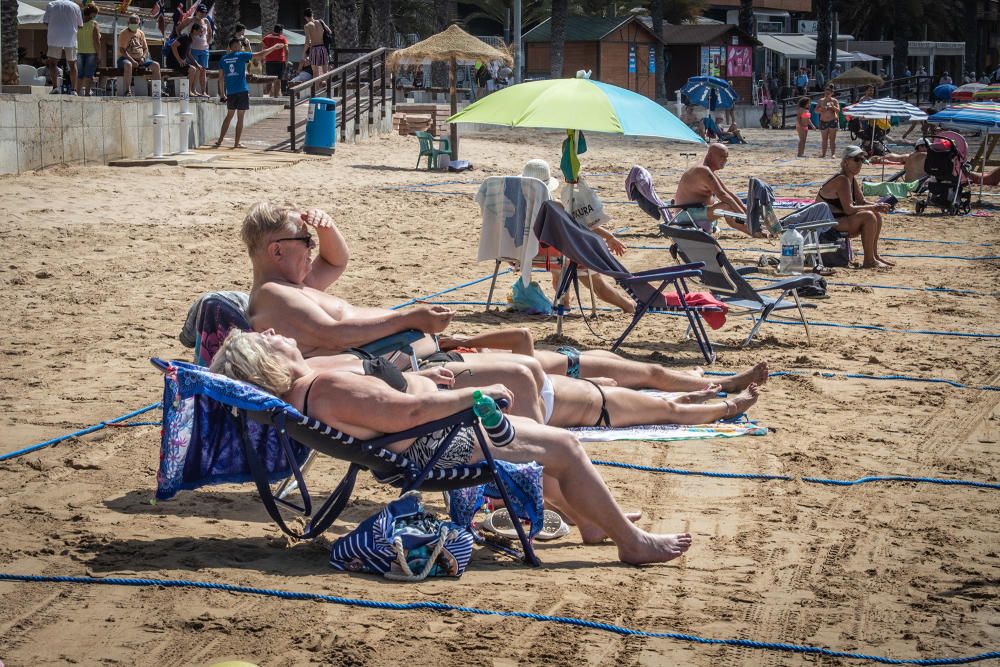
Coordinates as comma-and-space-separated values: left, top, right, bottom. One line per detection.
152, 359, 540, 565
659, 224, 820, 347
533, 200, 718, 363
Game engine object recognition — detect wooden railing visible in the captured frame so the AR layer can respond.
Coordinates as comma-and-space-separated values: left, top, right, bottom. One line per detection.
286, 47, 391, 151
777, 75, 936, 129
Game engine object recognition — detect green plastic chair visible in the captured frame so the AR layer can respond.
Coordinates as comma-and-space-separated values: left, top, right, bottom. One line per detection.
414, 131, 452, 170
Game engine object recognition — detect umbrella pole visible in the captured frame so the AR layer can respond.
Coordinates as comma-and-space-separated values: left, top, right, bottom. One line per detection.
880, 116, 886, 181
450, 55, 458, 160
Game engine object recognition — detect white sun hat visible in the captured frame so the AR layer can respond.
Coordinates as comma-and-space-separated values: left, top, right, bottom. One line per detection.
521, 159, 560, 193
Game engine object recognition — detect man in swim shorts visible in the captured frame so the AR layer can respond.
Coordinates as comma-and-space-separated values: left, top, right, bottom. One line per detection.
302, 8, 330, 78
672, 144, 750, 235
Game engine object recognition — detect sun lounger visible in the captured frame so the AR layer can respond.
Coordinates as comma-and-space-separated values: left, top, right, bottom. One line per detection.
151, 358, 541, 564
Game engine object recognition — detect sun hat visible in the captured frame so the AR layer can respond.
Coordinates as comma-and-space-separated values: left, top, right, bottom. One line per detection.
522, 159, 559, 193
841, 145, 869, 162
914, 137, 931, 150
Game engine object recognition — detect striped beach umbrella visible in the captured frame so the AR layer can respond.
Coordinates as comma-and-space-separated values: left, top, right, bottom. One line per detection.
973, 84, 1000, 101
843, 97, 927, 120
951, 83, 987, 102
929, 101, 1000, 130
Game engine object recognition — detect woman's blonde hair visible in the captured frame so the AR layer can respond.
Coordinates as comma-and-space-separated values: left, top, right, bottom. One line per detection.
209, 329, 293, 396
240, 201, 296, 255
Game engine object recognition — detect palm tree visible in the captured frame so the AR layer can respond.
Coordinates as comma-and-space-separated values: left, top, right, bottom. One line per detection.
549, 0, 567, 77
212, 0, 240, 48
1, 0, 18, 85
464, 0, 552, 33
260, 0, 279, 34
662, 0, 705, 25
367, 0, 394, 47
331, 0, 359, 48
815, 0, 832, 78
891, 0, 907, 78
737, 0, 753, 35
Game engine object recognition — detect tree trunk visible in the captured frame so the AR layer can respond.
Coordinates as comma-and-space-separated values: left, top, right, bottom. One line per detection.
738, 0, 754, 37
429, 0, 449, 87
549, 0, 567, 78
891, 0, 908, 79
963, 0, 978, 75
815, 0, 831, 80
1, 0, 18, 86
331, 0, 358, 48
364, 0, 392, 47
259, 0, 279, 35
650, 0, 665, 99
212, 0, 240, 49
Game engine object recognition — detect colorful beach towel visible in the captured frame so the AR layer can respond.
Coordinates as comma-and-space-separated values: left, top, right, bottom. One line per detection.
861, 181, 920, 198
571, 421, 767, 442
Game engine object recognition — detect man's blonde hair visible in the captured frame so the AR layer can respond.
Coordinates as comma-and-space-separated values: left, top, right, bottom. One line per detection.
240, 201, 295, 255
209, 329, 293, 396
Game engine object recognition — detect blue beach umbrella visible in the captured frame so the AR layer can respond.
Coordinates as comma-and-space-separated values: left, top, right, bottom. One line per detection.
933, 83, 957, 101
929, 102, 1000, 130
680, 76, 739, 111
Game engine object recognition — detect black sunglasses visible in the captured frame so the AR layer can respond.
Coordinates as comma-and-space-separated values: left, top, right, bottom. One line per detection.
849, 156, 866, 162
274, 235, 315, 248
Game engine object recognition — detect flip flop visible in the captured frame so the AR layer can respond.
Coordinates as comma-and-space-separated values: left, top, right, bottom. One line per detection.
479, 509, 570, 541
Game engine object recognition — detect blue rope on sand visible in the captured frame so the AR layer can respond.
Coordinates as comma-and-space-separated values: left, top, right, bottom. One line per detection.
589, 460, 1000, 491
0, 574, 994, 665
631, 245, 1000, 261
0, 402, 161, 462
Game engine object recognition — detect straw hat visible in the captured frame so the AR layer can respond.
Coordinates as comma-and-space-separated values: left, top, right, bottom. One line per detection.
522, 159, 559, 193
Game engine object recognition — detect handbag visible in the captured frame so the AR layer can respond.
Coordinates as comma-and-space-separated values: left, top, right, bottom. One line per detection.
560, 176, 609, 228
329, 491, 475, 580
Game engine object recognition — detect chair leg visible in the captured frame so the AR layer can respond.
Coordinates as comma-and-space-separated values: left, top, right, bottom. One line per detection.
791, 289, 812, 345
276, 450, 317, 500
611, 307, 648, 352
485, 261, 501, 311
742, 312, 767, 347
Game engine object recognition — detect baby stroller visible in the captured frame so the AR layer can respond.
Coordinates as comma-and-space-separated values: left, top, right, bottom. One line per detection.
759, 99, 779, 129
915, 131, 972, 215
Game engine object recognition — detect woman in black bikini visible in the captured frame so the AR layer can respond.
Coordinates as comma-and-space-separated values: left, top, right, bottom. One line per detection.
211, 328, 696, 565
815, 145, 893, 269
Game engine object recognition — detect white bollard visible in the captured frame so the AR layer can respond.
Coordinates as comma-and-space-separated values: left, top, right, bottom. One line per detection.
177, 78, 194, 155
675, 89, 682, 117
151, 80, 165, 158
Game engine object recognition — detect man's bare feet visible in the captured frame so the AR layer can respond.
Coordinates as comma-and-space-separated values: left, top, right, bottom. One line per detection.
726, 383, 761, 417
577, 511, 642, 543
718, 361, 768, 392
231, 143, 245, 149
618, 532, 693, 565
675, 384, 722, 405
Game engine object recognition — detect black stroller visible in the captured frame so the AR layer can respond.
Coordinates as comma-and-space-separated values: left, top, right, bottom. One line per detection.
914, 131, 972, 216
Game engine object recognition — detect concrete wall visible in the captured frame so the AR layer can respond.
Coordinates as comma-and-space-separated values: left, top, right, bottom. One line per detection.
0, 94, 284, 174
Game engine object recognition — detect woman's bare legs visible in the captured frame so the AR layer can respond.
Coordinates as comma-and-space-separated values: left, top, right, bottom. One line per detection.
544, 475, 641, 543
836, 211, 888, 269
578, 273, 636, 313
471, 417, 692, 564
871, 210, 895, 266
533, 349, 768, 393
547, 376, 760, 428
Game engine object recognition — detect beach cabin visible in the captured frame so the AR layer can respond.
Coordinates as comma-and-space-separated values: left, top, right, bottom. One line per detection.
523, 16, 662, 99
660, 24, 759, 102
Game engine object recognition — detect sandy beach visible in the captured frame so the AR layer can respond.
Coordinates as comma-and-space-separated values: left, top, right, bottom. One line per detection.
0, 126, 998, 665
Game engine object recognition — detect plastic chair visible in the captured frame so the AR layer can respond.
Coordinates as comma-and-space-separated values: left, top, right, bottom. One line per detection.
414, 130, 451, 170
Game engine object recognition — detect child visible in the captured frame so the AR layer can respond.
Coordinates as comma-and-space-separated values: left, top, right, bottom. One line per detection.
795, 96, 816, 158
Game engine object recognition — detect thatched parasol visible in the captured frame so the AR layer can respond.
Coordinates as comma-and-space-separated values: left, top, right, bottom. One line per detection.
388, 24, 513, 160
831, 67, 884, 88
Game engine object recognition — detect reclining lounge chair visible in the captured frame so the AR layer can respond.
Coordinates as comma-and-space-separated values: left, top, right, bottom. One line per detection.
533, 200, 719, 363
659, 224, 821, 347
152, 358, 541, 565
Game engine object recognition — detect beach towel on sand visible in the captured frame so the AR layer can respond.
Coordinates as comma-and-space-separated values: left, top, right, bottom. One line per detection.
571, 421, 767, 442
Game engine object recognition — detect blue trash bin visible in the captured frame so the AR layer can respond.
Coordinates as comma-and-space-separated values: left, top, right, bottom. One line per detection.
304, 97, 336, 155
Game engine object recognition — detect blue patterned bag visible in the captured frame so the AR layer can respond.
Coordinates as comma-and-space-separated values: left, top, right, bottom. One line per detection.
329, 492, 475, 580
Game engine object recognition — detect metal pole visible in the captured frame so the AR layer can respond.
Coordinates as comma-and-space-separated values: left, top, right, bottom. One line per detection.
449, 55, 458, 159
514, 0, 522, 83
177, 78, 193, 154
151, 80, 165, 157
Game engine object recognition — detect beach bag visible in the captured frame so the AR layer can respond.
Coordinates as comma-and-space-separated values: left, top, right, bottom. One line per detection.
560, 177, 609, 228
818, 228, 852, 267
509, 280, 553, 315
329, 492, 475, 580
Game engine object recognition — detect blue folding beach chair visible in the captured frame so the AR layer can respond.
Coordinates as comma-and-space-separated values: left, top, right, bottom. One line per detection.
533, 200, 719, 364
152, 359, 541, 565
659, 224, 820, 346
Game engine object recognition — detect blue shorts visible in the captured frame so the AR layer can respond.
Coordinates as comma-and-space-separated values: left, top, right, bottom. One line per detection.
118, 55, 154, 69
190, 49, 209, 68
78, 53, 97, 78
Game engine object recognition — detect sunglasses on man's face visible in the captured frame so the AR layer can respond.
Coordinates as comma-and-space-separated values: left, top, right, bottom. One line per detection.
274, 235, 316, 249
849, 156, 866, 162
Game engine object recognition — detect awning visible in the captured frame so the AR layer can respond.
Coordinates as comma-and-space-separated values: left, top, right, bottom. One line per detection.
840, 51, 882, 63
758, 34, 871, 62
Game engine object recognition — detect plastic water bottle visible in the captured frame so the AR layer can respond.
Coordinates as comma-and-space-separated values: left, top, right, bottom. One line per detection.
472, 390, 515, 447
779, 227, 805, 274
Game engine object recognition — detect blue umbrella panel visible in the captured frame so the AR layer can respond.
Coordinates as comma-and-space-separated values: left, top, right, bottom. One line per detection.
680, 76, 739, 112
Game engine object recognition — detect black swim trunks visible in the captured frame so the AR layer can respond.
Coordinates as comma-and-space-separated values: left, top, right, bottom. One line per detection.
556, 346, 581, 378
820, 119, 839, 131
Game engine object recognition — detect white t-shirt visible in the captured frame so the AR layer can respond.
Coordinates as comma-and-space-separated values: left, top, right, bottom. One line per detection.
44, 0, 84, 48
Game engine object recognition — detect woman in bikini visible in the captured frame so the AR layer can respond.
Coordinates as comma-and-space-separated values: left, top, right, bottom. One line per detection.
814, 145, 893, 269
210, 328, 695, 565
816, 85, 840, 158
795, 97, 816, 158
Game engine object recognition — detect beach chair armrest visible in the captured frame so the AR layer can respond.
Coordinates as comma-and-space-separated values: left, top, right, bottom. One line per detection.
357, 329, 424, 358
787, 220, 838, 233
631, 261, 704, 279
735, 266, 760, 275
623, 268, 702, 284
755, 275, 821, 292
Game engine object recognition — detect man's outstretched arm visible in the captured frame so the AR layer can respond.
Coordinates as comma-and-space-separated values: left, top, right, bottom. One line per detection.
301, 208, 349, 290
251, 284, 454, 353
